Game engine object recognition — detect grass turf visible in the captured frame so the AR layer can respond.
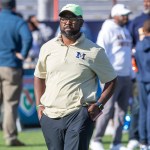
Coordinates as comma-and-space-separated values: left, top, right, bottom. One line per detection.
0, 128, 47, 150
0, 129, 140, 150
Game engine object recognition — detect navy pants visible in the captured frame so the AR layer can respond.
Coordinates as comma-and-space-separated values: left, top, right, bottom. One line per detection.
138, 82, 150, 145
40, 107, 94, 150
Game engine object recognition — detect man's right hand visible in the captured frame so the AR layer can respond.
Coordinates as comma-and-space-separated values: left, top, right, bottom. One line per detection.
37, 105, 45, 120
15, 52, 24, 60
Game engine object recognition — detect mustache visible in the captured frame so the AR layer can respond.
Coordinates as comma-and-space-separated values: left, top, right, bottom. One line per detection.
64, 25, 73, 29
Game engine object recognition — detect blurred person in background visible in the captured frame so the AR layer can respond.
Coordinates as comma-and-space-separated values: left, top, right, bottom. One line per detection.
34, 3, 117, 150
0, 0, 32, 146
127, 0, 150, 149
90, 4, 132, 150
134, 19, 150, 150
23, 16, 44, 69
129, 0, 150, 46
29, 15, 53, 43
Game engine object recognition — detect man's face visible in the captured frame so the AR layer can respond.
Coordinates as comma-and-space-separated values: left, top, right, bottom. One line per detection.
115, 15, 129, 26
143, 0, 150, 13
60, 12, 83, 39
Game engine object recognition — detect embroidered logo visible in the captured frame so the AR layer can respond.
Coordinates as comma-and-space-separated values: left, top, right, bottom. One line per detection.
76, 52, 86, 60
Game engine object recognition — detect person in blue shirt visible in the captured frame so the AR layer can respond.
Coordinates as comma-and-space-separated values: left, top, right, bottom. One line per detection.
0, 0, 32, 146
134, 19, 150, 150
127, 1, 150, 149
129, 0, 150, 46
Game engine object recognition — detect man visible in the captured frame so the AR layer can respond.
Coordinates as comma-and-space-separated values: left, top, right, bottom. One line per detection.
127, 1, 150, 149
129, 0, 150, 46
134, 19, 150, 150
90, 4, 132, 150
29, 15, 53, 43
0, 0, 32, 146
34, 3, 117, 150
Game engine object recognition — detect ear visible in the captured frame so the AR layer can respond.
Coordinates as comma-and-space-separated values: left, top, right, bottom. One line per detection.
80, 19, 84, 27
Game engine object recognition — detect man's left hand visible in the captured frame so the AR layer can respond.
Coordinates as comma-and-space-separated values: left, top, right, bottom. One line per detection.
87, 103, 103, 121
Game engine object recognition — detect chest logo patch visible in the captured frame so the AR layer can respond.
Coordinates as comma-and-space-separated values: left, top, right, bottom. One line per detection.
76, 52, 86, 60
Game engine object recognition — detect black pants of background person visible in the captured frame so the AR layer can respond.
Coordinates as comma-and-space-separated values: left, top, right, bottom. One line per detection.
40, 107, 94, 150
128, 97, 139, 141
128, 81, 139, 141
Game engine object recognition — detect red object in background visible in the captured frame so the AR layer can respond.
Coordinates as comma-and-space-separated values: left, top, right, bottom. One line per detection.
132, 56, 138, 73
53, 0, 58, 21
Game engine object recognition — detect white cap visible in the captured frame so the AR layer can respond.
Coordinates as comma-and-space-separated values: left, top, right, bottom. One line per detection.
111, 4, 131, 17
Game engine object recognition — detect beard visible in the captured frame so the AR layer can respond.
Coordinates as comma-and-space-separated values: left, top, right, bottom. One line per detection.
61, 29, 81, 40
144, 9, 150, 14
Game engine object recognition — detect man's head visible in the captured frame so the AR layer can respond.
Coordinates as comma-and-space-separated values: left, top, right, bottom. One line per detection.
59, 4, 84, 39
1, 0, 16, 9
143, 0, 150, 14
111, 4, 131, 26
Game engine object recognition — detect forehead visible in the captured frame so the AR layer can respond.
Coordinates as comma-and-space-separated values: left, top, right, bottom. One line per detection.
60, 11, 77, 18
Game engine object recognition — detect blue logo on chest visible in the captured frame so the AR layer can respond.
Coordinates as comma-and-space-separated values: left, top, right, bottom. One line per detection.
76, 52, 86, 60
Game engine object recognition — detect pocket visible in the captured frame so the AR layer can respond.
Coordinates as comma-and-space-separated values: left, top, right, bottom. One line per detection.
83, 107, 91, 119
83, 106, 95, 122
39, 113, 44, 124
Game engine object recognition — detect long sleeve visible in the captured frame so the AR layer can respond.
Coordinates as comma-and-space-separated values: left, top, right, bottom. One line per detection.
19, 22, 33, 59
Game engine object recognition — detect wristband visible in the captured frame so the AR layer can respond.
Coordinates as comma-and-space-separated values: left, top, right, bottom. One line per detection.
95, 102, 104, 111
36, 104, 43, 110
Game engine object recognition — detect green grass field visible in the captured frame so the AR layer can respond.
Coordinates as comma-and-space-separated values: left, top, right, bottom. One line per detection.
0, 129, 139, 150
0, 129, 47, 150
